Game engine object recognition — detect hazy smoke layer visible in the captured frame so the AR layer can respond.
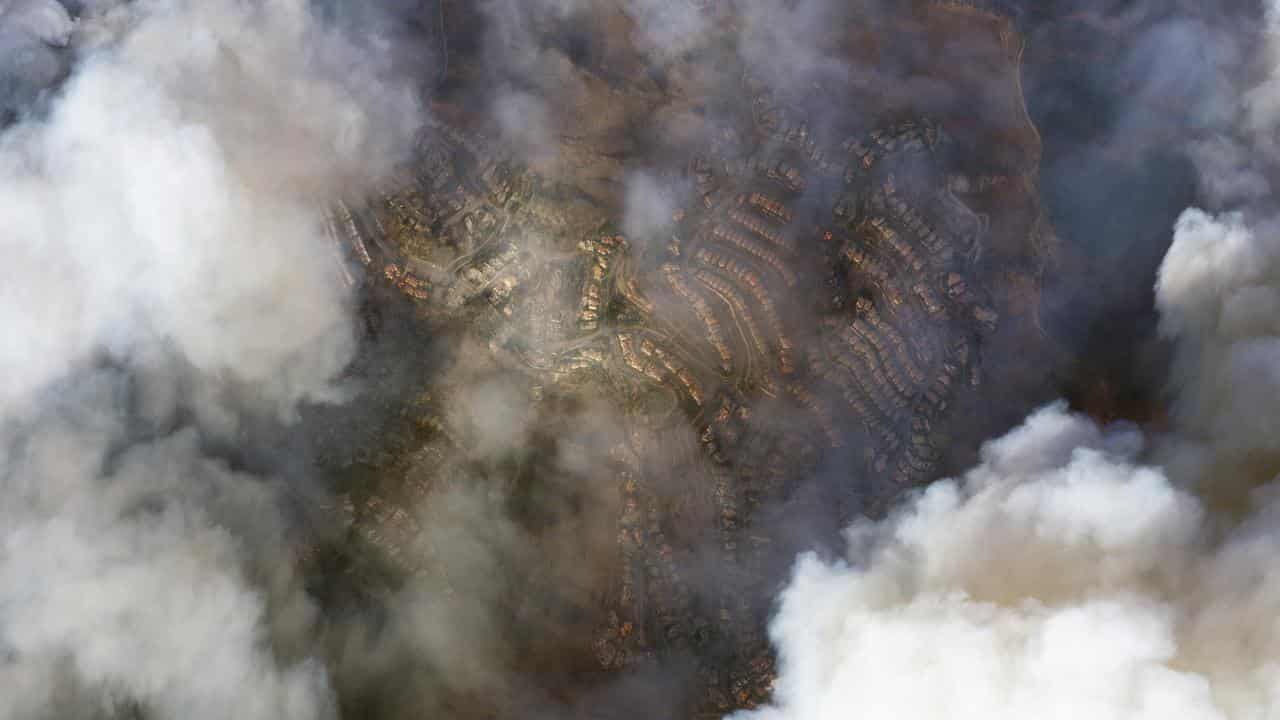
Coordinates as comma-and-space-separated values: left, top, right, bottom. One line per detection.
0, 1, 418, 717
734, 3, 1280, 718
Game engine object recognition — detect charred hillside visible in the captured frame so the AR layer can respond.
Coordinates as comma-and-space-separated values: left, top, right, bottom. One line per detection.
303, 1, 1066, 717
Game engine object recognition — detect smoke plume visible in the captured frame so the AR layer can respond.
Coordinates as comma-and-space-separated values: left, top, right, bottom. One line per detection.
0, 0, 420, 717
733, 400, 1271, 720
736, 3, 1280, 718
735, 207, 1280, 718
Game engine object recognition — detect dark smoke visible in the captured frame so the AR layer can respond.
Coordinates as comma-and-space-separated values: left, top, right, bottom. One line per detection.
0, 1, 73, 123
1023, 0, 1265, 421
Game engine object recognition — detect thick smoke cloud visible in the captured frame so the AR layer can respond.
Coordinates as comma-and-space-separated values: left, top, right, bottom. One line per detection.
732, 401, 1280, 720
0, 0, 419, 717
1154, 1, 1280, 482
0, 0, 419, 418
735, 2, 1280, 718
1, 391, 335, 720
1157, 210, 1280, 460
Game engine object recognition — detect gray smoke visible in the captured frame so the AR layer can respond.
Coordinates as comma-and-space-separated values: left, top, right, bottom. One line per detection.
0, 0, 73, 119
0, 0, 420, 717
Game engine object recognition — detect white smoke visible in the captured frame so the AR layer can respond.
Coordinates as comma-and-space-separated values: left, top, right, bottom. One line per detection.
0, 0, 419, 419
0, 0, 420, 717
621, 170, 682, 244
492, 88, 557, 165
733, 4, 1280, 719
1, 403, 336, 720
1156, 209, 1280, 463
736, 402, 1280, 719
732, 400, 1280, 720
